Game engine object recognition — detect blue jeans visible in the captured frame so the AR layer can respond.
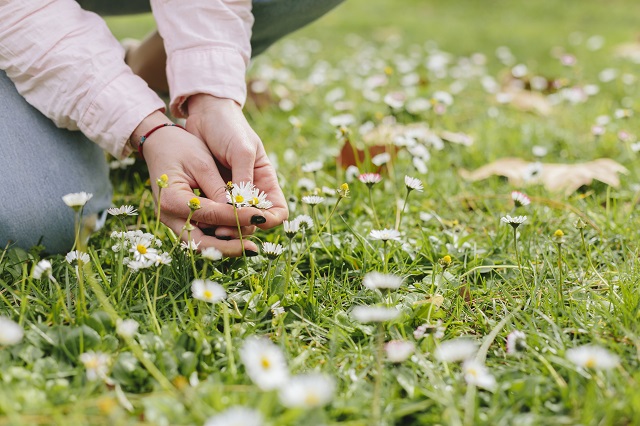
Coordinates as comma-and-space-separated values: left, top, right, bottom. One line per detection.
0, 0, 343, 254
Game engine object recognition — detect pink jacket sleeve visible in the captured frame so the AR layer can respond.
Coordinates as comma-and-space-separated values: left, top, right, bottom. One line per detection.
150, 0, 254, 118
0, 0, 166, 159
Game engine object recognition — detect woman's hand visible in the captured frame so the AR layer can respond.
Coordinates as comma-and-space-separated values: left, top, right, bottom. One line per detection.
185, 94, 288, 239
133, 111, 263, 256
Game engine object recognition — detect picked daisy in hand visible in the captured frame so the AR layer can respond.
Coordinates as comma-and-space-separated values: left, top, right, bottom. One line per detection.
226, 182, 272, 209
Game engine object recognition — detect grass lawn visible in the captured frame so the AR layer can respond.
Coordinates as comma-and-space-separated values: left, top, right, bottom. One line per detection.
2, 0, 640, 424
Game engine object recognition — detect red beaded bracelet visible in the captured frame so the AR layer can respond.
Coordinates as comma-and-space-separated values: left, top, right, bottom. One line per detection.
138, 123, 186, 160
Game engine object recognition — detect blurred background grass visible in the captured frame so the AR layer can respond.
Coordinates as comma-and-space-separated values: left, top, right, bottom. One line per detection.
106, 0, 640, 68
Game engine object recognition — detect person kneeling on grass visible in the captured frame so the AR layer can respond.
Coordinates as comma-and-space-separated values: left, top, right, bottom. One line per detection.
0, 0, 344, 255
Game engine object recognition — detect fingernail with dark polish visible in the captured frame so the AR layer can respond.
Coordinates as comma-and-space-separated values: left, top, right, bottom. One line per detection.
216, 235, 232, 241
251, 215, 267, 225
202, 228, 216, 236
245, 250, 259, 257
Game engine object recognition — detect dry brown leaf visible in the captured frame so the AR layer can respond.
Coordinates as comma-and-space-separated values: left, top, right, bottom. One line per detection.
614, 42, 640, 63
507, 89, 553, 115
459, 158, 628, 195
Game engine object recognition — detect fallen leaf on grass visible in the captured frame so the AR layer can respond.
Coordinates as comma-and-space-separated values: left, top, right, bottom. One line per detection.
506, 88, 553, 115
459, 158, 628, 195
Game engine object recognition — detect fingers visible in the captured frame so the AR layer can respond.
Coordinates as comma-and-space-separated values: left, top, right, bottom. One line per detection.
200, 225, 256, 239
252, 160, 289, 229
230, 141, 256, 186
162, 184, 265, 228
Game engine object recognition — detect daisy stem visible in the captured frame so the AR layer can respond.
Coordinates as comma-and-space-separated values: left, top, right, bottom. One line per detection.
187, 229, 197, 278
368, 187, 380, 228
222, 302, 237, 377
372, 322, 385, 424
284, 239, 293, 298
396, 190, 411, 231
154, 187, 163, 237
232, 204, 250, 277
383, 241, 389, 274
557, 243, 564, 307
513, 227, 526, 286
142, 273, 161, 334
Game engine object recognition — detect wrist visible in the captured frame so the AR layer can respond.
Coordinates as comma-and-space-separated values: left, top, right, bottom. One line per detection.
130, 110, 172, 150
187, 94, 239, 115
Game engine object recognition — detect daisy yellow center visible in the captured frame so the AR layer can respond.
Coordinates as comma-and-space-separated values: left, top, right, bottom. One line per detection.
251, 197, 260, 205
443, 255, 452, 263
260, 356, 271, 369
235, 195, 244, 203
203, 290, 213, 299
467, 367, 478, 377
136, 244, 147, 254
304, 392, 320, 406
85, 358, 99, 369
584, 357, 596, 368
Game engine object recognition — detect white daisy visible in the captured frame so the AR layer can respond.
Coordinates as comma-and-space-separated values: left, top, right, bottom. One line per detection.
271, 301, 286, 317
116, 319, 139, 338
181, 240, 201, 251
204, 407, 263, 426
127, 258, 155, 271
262, 242, 284, 259
414, 320, 445, 340
153, 252, 172, 266
107, 205, 138, 216
566, 345, 619, 370
301, 161, 323, 173
65, 250, 90, 265
283, 219, 300, 238
506, 330, 527, 355
434, 338, 477, 363
351, 306, 400, 323
362, 272, 403, 290
240, 336, 289, 390
32, 259, 57, 283
279, 374, 336, 408
463, 359, 497, 391
385, 340, 415, 363
62, 192, 93, 209
294, 214, 314, 231
201, 247, 223, 261
371, 152, 391, 166
404, 175, 424, 192
358, 173, 382, 186
302, 195, 325, 206
511, 191, 530, 208
501, 215, 527, 229
369, 229, 401, 242
0, 317, 24, 346
129, 238, 158, 262
345, 165, 361, 182
191, 279, 227, 304
80, 351, 110, 381
329, 114, 355, 127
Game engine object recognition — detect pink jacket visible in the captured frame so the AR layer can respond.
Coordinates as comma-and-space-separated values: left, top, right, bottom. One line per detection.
0, 0, 253, 158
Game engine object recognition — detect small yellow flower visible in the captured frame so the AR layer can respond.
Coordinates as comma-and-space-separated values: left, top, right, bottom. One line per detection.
384, 66, 394, 75
157, 174, 169, 188
337, 182, 350, 198
553, 229, 565, 244
439, 255, 452, 269
188, 197, 201, 211
225, 181, 235, 192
